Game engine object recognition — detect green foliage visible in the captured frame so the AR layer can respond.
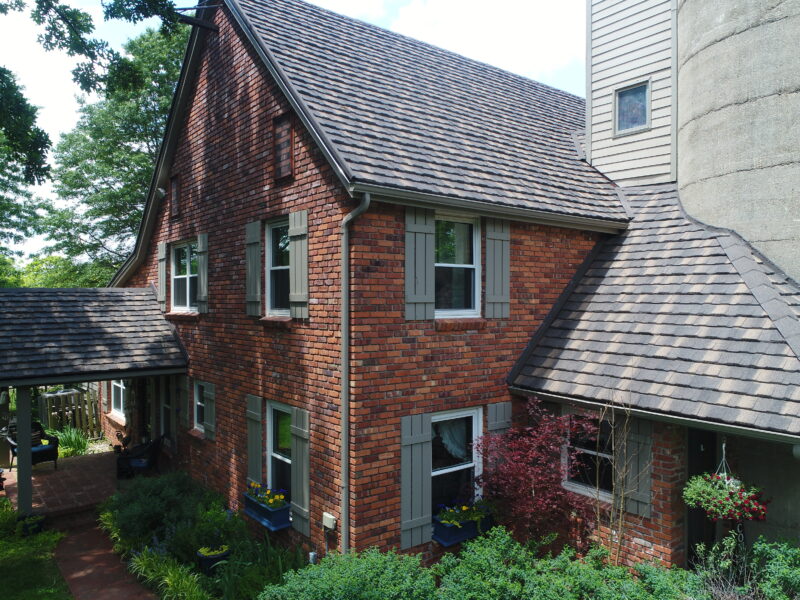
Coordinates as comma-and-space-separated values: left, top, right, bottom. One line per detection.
751, 538, 800, 600
131, 547, 212, 600
0, 136, 41, 256
48, 425, 89, 457
0, 254, 22, 287
21, 255, 114, 287
259, 548, 437, 600
0, 67, 50, 184
683, 473, 768, 522
166, 502, 246, 565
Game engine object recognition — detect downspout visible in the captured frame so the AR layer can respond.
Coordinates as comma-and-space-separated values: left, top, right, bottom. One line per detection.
340, 192, 371, 552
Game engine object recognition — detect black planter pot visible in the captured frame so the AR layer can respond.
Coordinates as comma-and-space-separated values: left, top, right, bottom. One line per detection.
196, 549, 230, 575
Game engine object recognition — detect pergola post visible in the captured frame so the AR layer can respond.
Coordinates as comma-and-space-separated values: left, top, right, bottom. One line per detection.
16, 386, 33, 515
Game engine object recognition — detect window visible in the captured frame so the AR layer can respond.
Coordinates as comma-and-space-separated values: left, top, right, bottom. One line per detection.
434, 217, 480, 317
267, 404, 292, 500
171, 241, 198, 311
193, 381, 206, 432
615, 81, 649, 135
266, 221, 290, 315
111, 380, 126, 418
431, 408, 482, 514
562, 413, 614, 502
273, 114, 294, 180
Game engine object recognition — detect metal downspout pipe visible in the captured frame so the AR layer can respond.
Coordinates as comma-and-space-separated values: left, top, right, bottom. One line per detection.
340, 192, 371, 552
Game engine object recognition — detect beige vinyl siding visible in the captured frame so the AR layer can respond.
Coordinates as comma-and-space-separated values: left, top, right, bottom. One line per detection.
587, 0, 675, 185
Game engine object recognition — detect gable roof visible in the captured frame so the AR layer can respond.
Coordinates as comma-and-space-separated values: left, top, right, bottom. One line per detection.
230, 0, 626, 225
510, 184, 800, 439
0, 288, 186, 387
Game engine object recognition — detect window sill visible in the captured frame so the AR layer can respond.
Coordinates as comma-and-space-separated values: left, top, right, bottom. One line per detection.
106, 411, 126, 428
562, 480, 613, 505
435, 318, 486, 332
187, 428, 205, 441
166, 312, 200, 321
260, 316, 292, 329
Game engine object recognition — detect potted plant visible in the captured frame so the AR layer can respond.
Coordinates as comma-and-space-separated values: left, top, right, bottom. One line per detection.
196, 545, 230, 575
16, 514, 45, 536
242, 482, 291, 531
432, 501, 492, 547
683, 473, 768, 522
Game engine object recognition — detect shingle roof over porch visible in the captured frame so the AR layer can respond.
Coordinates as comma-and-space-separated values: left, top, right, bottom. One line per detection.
0, 287, 186, 387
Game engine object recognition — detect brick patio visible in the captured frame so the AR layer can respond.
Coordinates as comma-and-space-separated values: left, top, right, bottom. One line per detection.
4, 451, 117, 518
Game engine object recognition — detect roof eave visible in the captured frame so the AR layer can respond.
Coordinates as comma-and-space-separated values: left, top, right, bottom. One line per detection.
1, 366, 188, 389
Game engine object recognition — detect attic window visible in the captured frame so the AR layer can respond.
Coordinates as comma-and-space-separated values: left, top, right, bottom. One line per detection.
273, 114, 294, 181
614, 82, 650, 135
170, 176, 180, 218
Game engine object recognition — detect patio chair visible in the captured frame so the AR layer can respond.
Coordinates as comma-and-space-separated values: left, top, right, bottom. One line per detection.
116, 435, 162, 479
6, 421, 59, 470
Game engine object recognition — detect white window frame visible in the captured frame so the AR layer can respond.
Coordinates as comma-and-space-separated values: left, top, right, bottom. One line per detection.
560, 407, 614, 504
266, 401, 292, 490
193, 380, 205, 433
265, 219, 290, 316
431, 406, 483, 505
613, 79, 651, 137
171, 240, 199, 312
111, 379, 126, 421
434, 214, 481, 319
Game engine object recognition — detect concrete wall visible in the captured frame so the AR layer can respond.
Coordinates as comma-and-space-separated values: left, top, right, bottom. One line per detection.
677, 0, 800, 281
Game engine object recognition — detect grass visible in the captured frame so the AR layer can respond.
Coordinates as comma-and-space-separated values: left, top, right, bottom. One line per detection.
0, 499, 72, 600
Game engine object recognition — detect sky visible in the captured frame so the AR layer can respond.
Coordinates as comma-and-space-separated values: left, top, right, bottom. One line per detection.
1, 0, 586, 257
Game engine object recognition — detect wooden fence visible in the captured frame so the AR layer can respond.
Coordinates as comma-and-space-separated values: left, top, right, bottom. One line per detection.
39, 387, 99, 438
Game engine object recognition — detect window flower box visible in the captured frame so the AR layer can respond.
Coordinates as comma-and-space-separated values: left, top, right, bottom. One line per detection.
242, 492, 291, 532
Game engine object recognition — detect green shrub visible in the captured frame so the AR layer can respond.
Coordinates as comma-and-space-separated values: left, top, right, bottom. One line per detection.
130, 547, 212, 600
166, 502, 246, 565
258, 547, 436, 600
750, 538, 800, 600
50, 426, 89, 457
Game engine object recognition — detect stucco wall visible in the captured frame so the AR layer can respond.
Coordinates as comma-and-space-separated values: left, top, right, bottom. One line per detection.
677, 0, 800, 280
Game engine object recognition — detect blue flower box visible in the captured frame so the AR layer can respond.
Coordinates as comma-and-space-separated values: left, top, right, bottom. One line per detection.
432, 515, 492, 547
242, 493, 291, 532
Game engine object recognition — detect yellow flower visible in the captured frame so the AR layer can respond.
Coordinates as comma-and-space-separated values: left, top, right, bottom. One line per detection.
462, 506, 468, 511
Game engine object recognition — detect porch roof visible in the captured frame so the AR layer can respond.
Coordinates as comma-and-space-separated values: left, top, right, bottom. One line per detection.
0, 287, 187, 387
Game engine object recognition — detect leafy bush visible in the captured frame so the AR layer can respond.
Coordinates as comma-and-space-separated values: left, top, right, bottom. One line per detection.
258, 547, 436, 600
49, 426, 89, 457
751, 538, 800, 600
130, 548, 212, 600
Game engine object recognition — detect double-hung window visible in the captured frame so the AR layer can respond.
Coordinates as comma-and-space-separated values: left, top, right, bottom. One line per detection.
267, 403, 292, 499
111, 380, 126, 419
266, 221, 290, 315
434, 217, 480, 317
193, 381, 206, 433
172, 241, 198, 311
563, 414, 614, 502
431, 408, 482, 514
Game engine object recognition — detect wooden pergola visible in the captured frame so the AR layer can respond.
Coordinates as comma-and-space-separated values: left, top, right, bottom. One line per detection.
0, 288, 186, 514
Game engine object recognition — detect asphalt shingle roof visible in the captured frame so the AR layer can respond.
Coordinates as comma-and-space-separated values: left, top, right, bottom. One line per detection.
0, 288, 186, 387
511, 184, 800, 437
233, 0, 626, 224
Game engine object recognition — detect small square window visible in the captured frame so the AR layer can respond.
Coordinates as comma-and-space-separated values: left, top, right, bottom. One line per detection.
615, 82, 649, 134
266, 221, 290, 315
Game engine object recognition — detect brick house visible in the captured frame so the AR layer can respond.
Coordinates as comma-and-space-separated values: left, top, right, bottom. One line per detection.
97, 0, 800, 567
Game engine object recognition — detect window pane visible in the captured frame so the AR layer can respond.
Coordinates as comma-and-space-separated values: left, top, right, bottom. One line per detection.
432, 467, 474, 514
174, 247, 187, 276
617, 84, 647, 131
435, 266, 474, 310
271, 456, 291, 499
189, 275, 198, 307
569, 453, 614, 493
273, 409, 291, 459
436, 221, 473, 264
271, 225, 290, 267
432, 417, 472, 471
196, 402, 205, 427
271, 269, 290, 310
174, 277, 187, 307
189, 244, 198, 275
571, 419, 613, 454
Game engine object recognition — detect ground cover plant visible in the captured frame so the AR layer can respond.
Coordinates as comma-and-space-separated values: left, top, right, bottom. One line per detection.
0, 498, 71, 600
48, 425, 90, 457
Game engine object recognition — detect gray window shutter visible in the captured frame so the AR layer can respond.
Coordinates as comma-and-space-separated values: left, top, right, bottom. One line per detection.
245, 221, 262, 316
288, 210, 308, 319
290, 407, 310, 536
178, 376, 190, 429
202, 382, 216, 441
400, 413, 432, 549
246, 395, 262, 483
485, 218, 510, 318
487, 401, 512, 433
157, 242, 167, 312
618, 417, 652, 518
197, 233, 209, 313
405, 207, 435, 320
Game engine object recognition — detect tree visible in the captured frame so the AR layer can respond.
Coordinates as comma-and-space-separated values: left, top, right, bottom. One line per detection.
0, 254, 22, 287
40, 26, 187, 275
0, 133, 42, 257
21, 255, 110, 287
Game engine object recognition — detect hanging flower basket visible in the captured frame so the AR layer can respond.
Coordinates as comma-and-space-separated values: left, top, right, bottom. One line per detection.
682, 473, 768, 522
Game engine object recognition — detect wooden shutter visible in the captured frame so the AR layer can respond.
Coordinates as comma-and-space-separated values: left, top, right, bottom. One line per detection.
487, 401, 512, 433
157, 242, 167, 312
617, 417, 652, 518
288, 210, 308, 319
290, 407, 310, 536
246, 395, 263, 483
202, 382, 216, 441
485, 218, 510, 318
400, 413, 432, 549
405, 207, 435, 320
245, 221, 262, 316
197, 233, 209, 313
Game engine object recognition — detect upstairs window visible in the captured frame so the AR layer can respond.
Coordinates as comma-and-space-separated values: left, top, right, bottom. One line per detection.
615, 82, 649, 135
171, 241, 198, 312
266, 220, 290, 315
273, 114, 294, 181
435, 217, 479, 317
